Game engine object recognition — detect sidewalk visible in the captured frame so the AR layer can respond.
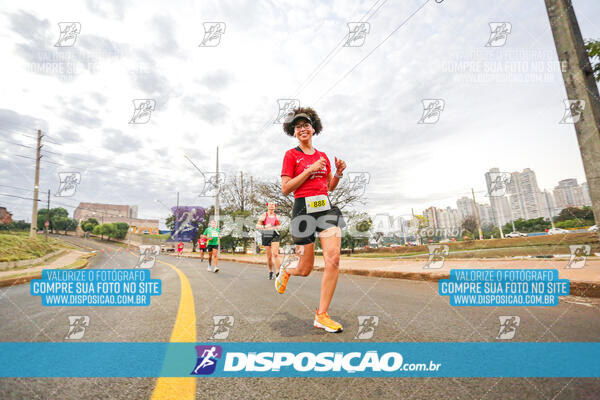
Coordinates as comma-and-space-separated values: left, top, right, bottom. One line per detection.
177, 252, 600, 298
0, 250, 92, 287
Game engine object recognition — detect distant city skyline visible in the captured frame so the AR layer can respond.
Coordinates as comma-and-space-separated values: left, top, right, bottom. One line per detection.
420, 167, 592, 234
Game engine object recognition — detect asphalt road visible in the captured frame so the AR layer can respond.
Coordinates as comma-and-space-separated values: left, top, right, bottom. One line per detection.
1, 236, 600, 399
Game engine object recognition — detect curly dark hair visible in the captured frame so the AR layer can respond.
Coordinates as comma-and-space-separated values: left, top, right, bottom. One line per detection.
282, 107, 323, 137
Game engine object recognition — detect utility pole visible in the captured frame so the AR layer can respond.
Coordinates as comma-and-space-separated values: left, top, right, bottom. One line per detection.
240, 171, 247, 253
45, 189, 50, 241
215, 147, 220, 256
250, 176, 253, 211
507, 198, 517, 232
471, 188, 483, 240
251, 175, 257, 253
411, 208, 420, 245
240, 171, 244, 211
29, 129, 42, 237
545, 0, 600, 238
540, 190, 556, 229
175, 191, 179, 243
493, 201, 505, 239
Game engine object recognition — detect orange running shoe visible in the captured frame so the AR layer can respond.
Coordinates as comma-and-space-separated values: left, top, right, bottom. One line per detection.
314, 310, 343, 333
275, 266, 290, 294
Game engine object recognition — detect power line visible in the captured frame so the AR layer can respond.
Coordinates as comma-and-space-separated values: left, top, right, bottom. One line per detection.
0, 184, 36, 193
0, 193, 42, 202
0, 127, 60, 145
293, 0, 390, 97
15, 154, 63, 166
0, 138, 62, 156
257, 0, 391, 133
315, 0, 431, 104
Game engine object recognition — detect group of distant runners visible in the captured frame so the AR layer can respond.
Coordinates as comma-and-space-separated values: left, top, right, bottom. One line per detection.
173, 107, 346, 333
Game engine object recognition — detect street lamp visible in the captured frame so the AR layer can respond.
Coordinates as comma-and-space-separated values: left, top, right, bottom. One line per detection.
128, 226, 134, 249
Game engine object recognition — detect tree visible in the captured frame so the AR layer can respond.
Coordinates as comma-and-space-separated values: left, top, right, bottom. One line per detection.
502, 217, 551, 233
53, 217, 77, 234
93, 224, 108, 240
555, 206, 594, 223
221, 172, 255, 213
81, 218, 99, 235
461, 216, 478, 238
37, 207, 69, 231
165, 214, 175, 231
585, 39, 600, 82
0, 220, 30, 231
251, 176, 367, 217
482, 223, 501, 239
92, 223, 120, 241
111, 222, 129, 240
342, 212, 372, 253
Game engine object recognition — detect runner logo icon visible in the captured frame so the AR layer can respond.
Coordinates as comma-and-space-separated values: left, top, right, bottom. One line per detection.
210, 316, 234, 340
559, 99, 586, 124
355, 316, 379, 340
418, 99, 445, 124
348, 172, 370, 196
274, 99, 300, 124
55, 22, 81, 47
191, 345, 223, 375
65, 316, 89, 340
424, 245, 449, 269
129, 99, 155, 124
496, 316, 520, 340
56, 172, 81, 197
199, 22, 226, 47
485, 22, 511, 47
485, 171, 511, 197
136, 245, 160, 269
566, 245, 590, 269
344, 22, 370, 47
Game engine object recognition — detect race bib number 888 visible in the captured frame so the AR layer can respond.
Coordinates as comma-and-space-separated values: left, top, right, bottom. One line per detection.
305, 195, 331, 214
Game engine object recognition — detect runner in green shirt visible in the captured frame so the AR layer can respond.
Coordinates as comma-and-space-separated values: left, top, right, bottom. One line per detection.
203, 220, 221, 272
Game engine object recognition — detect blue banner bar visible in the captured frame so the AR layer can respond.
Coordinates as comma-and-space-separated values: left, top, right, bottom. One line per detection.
1, 342, 599, 377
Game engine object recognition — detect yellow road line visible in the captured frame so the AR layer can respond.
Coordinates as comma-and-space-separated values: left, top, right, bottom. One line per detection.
151, 260, 196, 400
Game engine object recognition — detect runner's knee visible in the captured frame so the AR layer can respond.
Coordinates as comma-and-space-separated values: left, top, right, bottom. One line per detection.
324, 253, 340, 268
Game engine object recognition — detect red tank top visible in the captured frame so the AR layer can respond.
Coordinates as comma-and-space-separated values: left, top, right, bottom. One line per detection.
263, 213, 279, 227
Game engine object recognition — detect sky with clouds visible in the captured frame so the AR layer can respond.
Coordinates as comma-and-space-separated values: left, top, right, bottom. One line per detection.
1, 0, 599, 227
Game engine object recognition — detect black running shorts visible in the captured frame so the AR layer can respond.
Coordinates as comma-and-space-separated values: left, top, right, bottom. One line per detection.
290, 197, 345, 245
261, 231, 280, 246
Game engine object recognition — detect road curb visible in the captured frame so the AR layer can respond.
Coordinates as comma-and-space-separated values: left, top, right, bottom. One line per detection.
0, 255, 94, 288
217, 257, 600, 298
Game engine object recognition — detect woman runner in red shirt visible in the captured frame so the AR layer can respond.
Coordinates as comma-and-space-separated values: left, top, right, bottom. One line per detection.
197, 235, 207, 262
256, 202, 281, 280
275, 107, 347, 333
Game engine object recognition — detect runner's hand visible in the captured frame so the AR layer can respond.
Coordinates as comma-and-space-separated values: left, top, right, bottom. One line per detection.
309, 157, 327, 173
334, 157, 346, 174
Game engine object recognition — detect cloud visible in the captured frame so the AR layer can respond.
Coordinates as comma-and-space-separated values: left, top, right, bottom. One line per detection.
85, 0, 126, 20
7, 11, 116, 81
54, 129, 82, 144
102, 128, 142, 153
182, 97, 229, 124
61, 105, 102, 129
199, 70, 233, 91
151, 15, 179, 55
0, 108, 49, 133
129, 53, 173, 107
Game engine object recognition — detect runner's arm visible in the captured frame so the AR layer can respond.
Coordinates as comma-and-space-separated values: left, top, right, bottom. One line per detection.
255, 213, 266, 230
328, 156, 346, 192
327, 172, 341, 192
281, 167, 316, 195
